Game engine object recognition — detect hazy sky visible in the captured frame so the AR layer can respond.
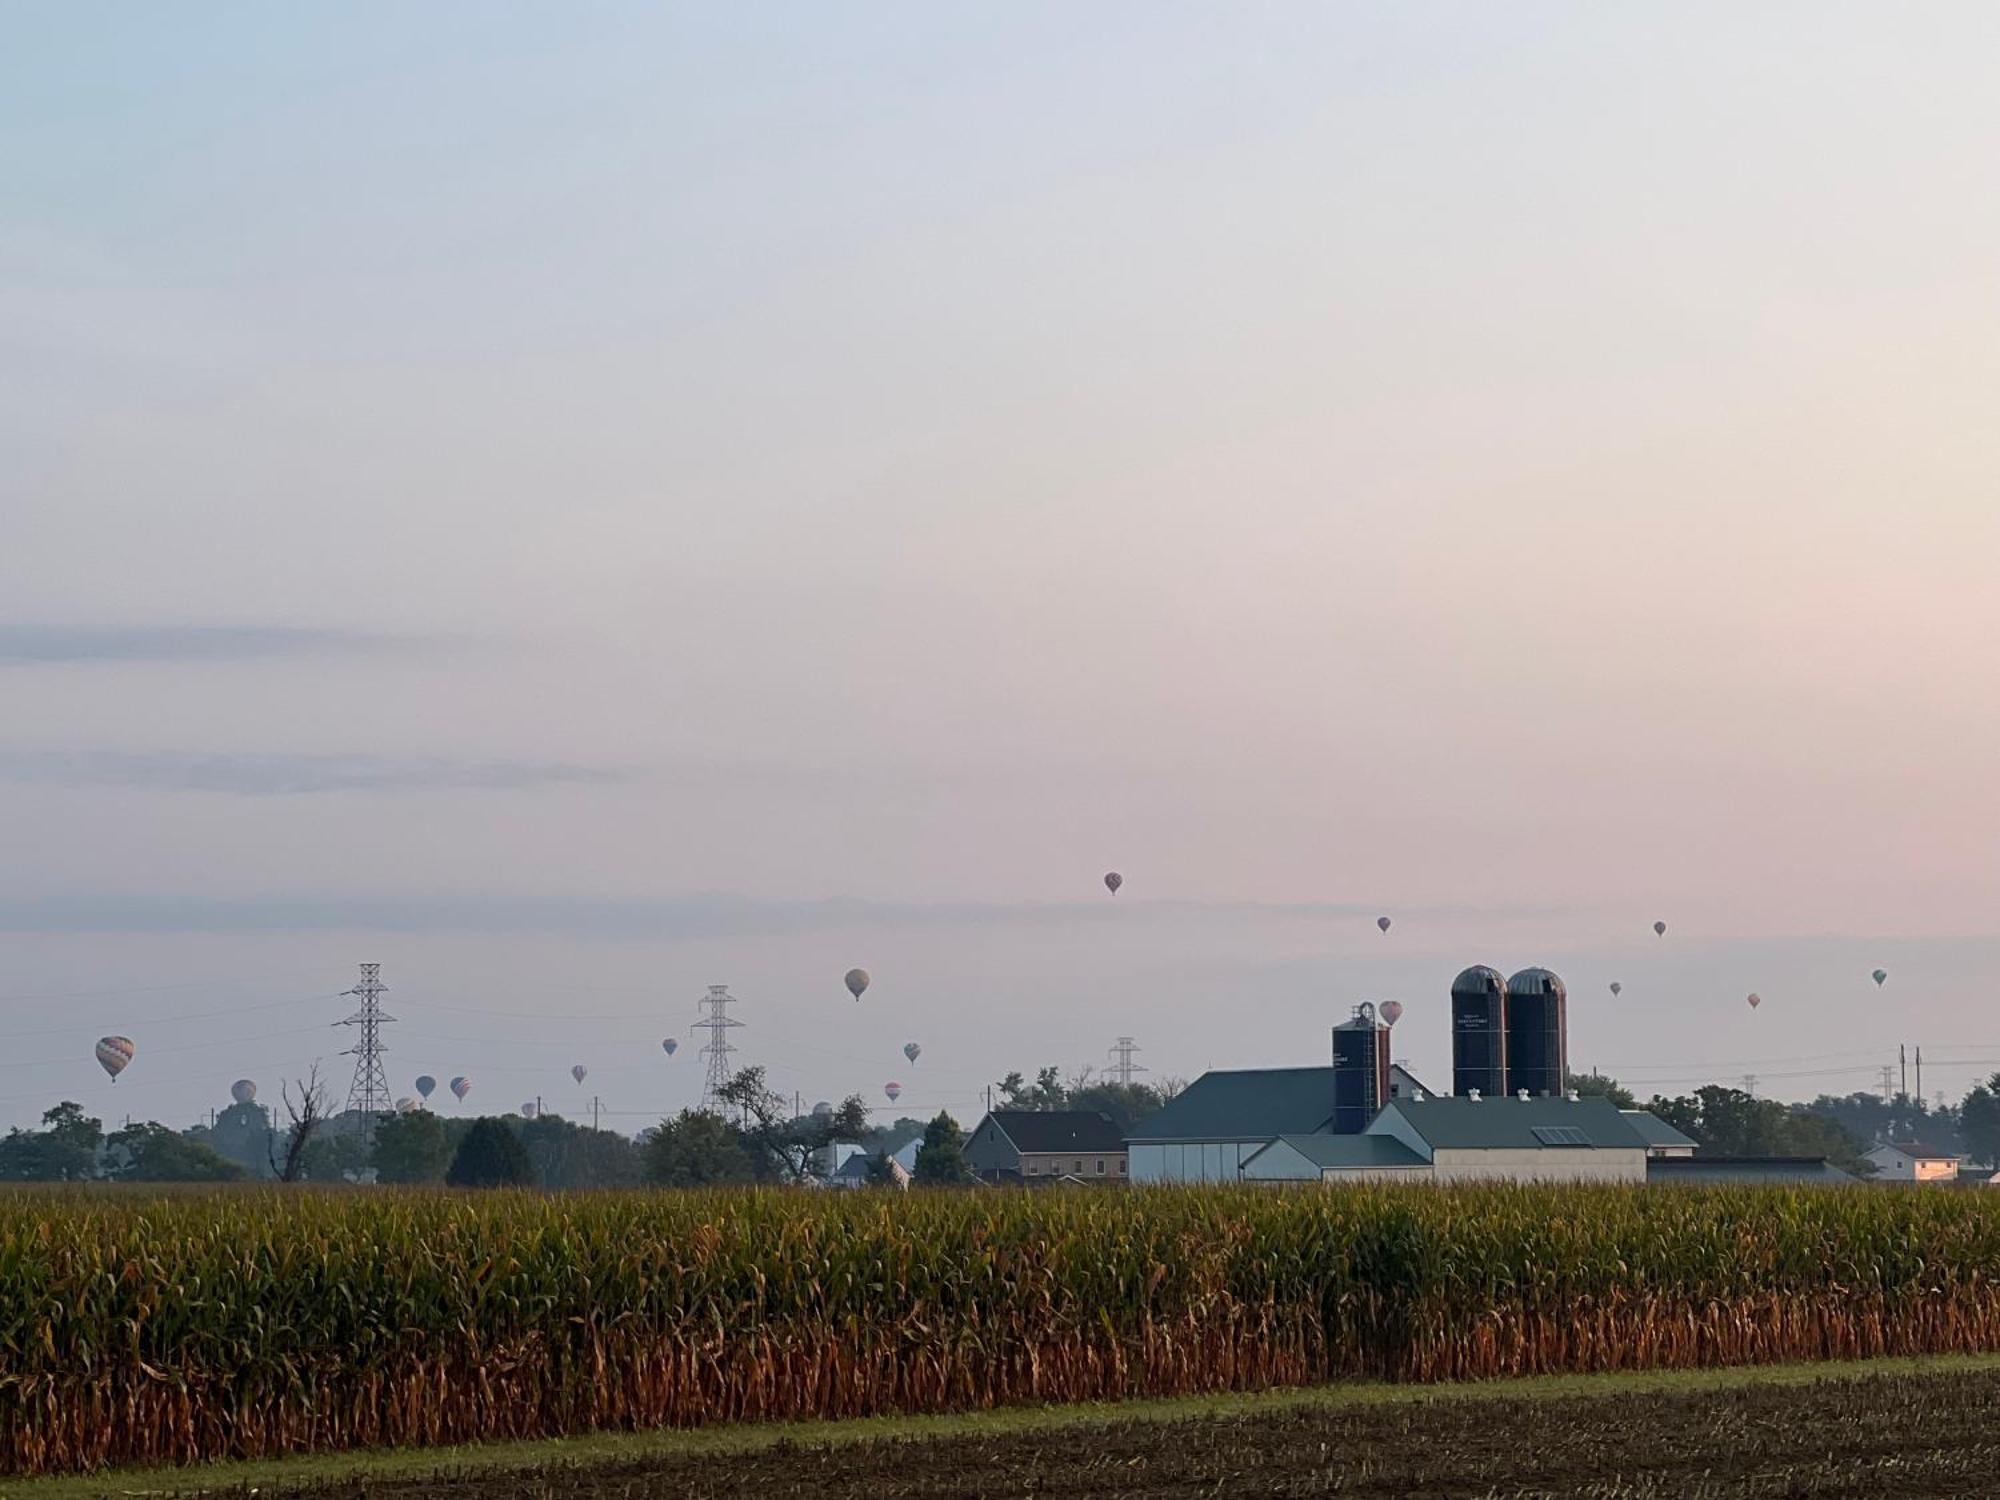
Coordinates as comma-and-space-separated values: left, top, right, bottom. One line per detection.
5, 4, 2000, 1133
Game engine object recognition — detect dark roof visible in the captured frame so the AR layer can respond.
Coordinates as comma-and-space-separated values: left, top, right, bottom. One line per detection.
832, 1151, 878, 1180
1649, 1156, 1853, 1184
986, 1110, 1125, 1154
1620, 1110, 1699, 1150
1248, 1134, 1429, 1170
1379, 1094, 1644, 1151
1125, 1067, 1336, 1142
1872, 1141, 1961, 1161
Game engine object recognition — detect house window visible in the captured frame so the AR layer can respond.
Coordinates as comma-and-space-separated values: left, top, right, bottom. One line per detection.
1074, 1160, 1083, 1173
1115, 1159, 1125, 1174
1026, 1161, 1038, 1175
1096, 1159, 1105, 1174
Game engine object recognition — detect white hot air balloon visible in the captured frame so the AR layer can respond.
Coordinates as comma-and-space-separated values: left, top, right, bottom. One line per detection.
521, 1101, 539, 1120
1104, 871, 1123, 895
1609, 982, 1622, 997
415, 1075, 437, 1100
394, 1097, 418, 1114
844, 968, 870, 1001
1654, 921, 1668, 937
884, 1081, 902, 1104
1378, 1001, 1404, 1027
662, 1037, 679, 1056
95, 1036, 135, 1081
450, 1076, 471, 1101
571, 1064, 588, 1085
904, 1041, 921, 1064
230, 1078, 257, 1106
1377, 916, 1392, 933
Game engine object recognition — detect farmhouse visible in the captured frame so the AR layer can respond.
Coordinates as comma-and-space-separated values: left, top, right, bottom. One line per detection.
963, 1110, 1127, 1182
1863, 1140, 1962, 1182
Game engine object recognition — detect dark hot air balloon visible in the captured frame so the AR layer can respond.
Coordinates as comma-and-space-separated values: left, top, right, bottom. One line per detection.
450, 1076, 471, 1101
415, 1075, 437, 1100
1104, 872, 1123, 895
1873, 969, 1888, 987
662, 1037, 679, 1056
1654, 921, 1667, 937
1377, 916, 1392, 933
1609, 982, 1622, 997
904, 1041, 921, 1063
1378, 1001, 1404, 1026
1746, 992, 1761, 1010
844, 968, 870, 1001
571, 1064, 588, 1085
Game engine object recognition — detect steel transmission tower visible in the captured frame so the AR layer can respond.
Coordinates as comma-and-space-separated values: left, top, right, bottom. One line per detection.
337, 963, 397, 1125
693, 984, 743, 1109
1108, 1036, 1148, 1087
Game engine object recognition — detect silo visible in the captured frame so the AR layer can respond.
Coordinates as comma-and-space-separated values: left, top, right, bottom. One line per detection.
1331, 1003, 1392, 1133
1505, 967, 1568, 1097
1450, 965, 1508, 1099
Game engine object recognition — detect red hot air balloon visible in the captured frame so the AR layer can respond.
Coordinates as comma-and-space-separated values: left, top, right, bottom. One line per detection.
1378, 1001, 1404, 1027
884, 1081, 902, 1104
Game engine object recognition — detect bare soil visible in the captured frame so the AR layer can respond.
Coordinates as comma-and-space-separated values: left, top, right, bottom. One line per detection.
196, 1366, 2000, 1499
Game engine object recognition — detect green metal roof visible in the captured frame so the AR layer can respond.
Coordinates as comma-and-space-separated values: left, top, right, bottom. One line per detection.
1254, 1133, 1430, 1170
1125, 1066, 1337, 1142
1648, 1156, 1853, 1184
1379, 1094, 1645, 1150
1620, 1110, 1699, 1150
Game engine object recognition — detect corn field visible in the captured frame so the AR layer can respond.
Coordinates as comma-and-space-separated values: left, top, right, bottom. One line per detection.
8, 1182, 2000, 1475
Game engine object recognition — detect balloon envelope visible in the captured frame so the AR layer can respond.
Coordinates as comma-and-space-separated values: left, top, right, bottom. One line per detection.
1873, 969, 1888, 986
571, 1064, 588, 1085
662, 1037, 678, 1056
1378, 1001, 1404, 1027
1377, 916, 1392, 933
1654, 921, 1668, 937
844, 967, 870, 1000
1609, 982, 1622, 997
394, 1097, 418, 1113
1104, 871, 1123, 894
450, 1076, 471, 1100
884, 1081, 902, 1102
415, 1075, 437, 1099
521, 1102, 538, 1120
1747, 992, 1762, 1010
904, 1041, 921, 1063
95, 1036, 135, 1081
230, 1078, 257, 1105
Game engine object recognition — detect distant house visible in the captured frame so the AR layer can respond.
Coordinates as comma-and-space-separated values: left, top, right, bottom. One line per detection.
1648, 1156, 1853, 1185
964, 1111, 1126, 1183
1864, 1141, 1962, 1182
1388, 1063, 1434, 1100
826, 1142, 912, 1189
1620, 1110, 1699, 1158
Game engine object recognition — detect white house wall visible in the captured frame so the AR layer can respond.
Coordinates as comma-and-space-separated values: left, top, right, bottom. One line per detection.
1430, 1147, 1646, 1184
1319, 1166, 1432, 1184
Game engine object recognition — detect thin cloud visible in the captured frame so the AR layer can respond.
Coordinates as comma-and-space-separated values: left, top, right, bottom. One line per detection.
0, 624, 395, 664
0, 751, 622, 795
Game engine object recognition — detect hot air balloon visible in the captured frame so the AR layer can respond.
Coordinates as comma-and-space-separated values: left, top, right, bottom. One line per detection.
884, 1081, 902, 1103
415, 1075, 437, 1100
844, 968, 870, 1001
1378, 1001, 1404, 1027
1609, 982, 1622, 997
394, 1097, 418, 1113
230, 1078, 257, 1105
1104, 871, 1123, 895
662, 1037, 679, 1056
1377, 916, 1392, 933
1654, 921, 1667, 937
450, 1076, 471, 1101
571, 1064, 588, 1085
1873, 969, 1888, 987
521, 1101, 538, 1120
1746, 992, 1762, 1010
95, 1036, 135, 1081
903, 1041, 921, 1063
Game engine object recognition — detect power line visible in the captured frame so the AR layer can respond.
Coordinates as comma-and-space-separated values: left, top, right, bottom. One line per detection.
1108, 1036, 1147, 1087
692, 985, 742, 1110
337, 964, 396, 1127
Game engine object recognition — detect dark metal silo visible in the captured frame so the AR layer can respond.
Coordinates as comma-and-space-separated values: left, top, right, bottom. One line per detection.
1331, 1003, 1392, 1133
1504, 967, 1568, 1098
1450, 965, 1507, 1098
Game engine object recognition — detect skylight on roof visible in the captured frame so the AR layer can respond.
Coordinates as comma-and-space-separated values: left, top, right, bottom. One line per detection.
1531, 1125, 1590, 1148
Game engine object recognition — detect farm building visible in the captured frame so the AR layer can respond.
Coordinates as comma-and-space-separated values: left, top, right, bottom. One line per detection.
963, 1110, 1127, 1182
1646, 1156, 1852, 1184
1621, 1109, 1698, 1158
1863, 1141, 1962, 1182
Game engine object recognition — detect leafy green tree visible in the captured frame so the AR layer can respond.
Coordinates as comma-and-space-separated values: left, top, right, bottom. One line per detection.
371, 1109, 453, 1184
446, 1118, 533, 1187
0, 1128, 95, 1181
106, 1123, 245, 1182
1959, 1078, 2000, 1166
716, 1067, 868, 1181
518, 1114, 642, 1189
912, 1111, 973, 1185
1646, 1086, 1871, 1175
642, 1109, 758, 1186
1067, 1081, 1167, 1132
1567, 1070, 1636, 1110
299, 1131, 373, 1183
41, 1102, 103, 1154
995, 1067, 1069, 1111
203, 1100, 276, 1178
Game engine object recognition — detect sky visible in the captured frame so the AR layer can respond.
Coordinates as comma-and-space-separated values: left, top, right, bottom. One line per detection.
4, 3, 2000, 1133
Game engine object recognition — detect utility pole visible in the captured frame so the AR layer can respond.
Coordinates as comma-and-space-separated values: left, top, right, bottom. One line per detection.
1108, 1036, 1148, 1088
591, 1095, 602, 1133
1900, 1044, 1908, 1103
337, 963, 396, 1129
1915, 1047, 1923, 1110
693, 984, 744, 1111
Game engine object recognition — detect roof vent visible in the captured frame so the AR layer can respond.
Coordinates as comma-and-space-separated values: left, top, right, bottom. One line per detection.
1468, 1088, 1481, 1103
1565, 1089, 1579, 1103
1412, 1089, 1426, 1102
1516, 1088, 1530, 1102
